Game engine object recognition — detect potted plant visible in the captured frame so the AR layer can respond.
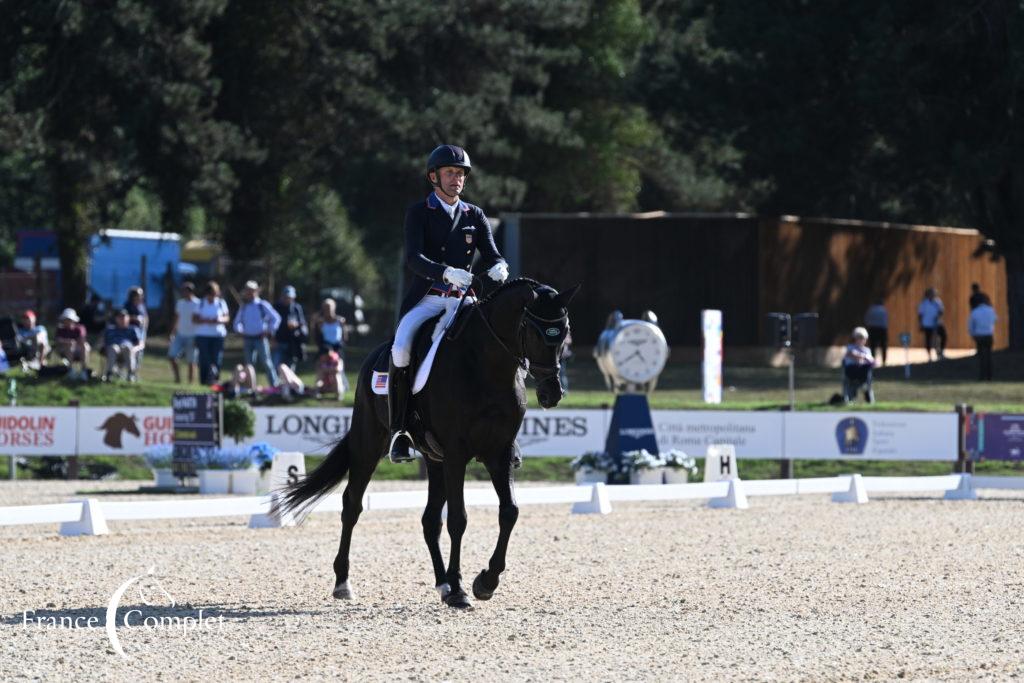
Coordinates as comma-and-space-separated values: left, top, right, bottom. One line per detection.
624, 449, 666, 485
196, 447, 252, 494
662, 450, 698, 484
223, 400, 256, 444
143, 445, 176, 488
247, 442, 281, 493
570, 452, 608, 485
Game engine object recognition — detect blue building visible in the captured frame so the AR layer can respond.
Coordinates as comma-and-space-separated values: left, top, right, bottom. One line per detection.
89, 230, 181, 310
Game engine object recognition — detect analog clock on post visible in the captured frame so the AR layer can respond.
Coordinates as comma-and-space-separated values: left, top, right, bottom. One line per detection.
595, 315, 670, 483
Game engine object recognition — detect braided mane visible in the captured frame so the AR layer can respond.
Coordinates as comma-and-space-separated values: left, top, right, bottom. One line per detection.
477, 276, 542, 305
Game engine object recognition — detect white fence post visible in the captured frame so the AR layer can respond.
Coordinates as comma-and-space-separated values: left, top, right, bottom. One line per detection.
708, 478, 748, 509
59, 498, 109, 536
832, 474, 869, 504
571, 483, 612, 515
944, 473, 978, 500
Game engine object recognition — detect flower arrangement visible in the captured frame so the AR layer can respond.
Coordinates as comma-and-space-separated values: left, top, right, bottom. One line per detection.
662, 449, 698, 475
569, 451, 608, 473
622, 449, 666, 470
248, 442, 280, 472
194, 446, 254, 471
142, 445, 174, 470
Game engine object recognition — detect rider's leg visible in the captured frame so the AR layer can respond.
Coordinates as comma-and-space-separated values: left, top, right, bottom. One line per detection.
389, 297, 447, 463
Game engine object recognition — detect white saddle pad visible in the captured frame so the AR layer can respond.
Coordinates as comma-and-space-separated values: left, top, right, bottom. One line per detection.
370, 297, 470, 396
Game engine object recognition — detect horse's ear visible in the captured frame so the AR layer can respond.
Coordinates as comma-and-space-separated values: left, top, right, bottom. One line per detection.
554, 283, 581, 307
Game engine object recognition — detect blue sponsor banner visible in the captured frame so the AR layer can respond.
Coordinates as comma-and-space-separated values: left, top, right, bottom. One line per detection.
966, 413, 1024, 461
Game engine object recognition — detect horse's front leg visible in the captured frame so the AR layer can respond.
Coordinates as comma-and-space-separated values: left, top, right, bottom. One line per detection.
421, 460, 449, 600
473, 448, 518, 601
442, 458, 471, 608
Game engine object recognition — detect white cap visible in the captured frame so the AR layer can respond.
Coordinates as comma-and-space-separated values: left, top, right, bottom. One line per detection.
852, 326, 869, 340
283, 285, 296, 297
244, 280, 259, 290
59, 308, 80, 322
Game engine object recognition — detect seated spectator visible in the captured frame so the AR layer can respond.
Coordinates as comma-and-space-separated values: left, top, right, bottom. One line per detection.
315, 349, 344, 398
81, 292, 109, 340
842, 327, 875, 403
225, 363, 257, 398
16, 310, 49, 367
54, 308, 91, 378
123, 286, 148, 335
277, 363, 306, 401
314, 298, 347, 355
103, 310, 144, 382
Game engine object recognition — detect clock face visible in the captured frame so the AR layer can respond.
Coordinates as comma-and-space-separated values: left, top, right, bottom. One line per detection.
609, 322, 668, 383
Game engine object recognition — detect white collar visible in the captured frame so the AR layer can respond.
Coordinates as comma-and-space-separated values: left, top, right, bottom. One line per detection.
434, 192, 458, 217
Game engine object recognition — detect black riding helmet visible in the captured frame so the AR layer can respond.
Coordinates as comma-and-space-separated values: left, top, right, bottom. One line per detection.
427, 144, 471, 179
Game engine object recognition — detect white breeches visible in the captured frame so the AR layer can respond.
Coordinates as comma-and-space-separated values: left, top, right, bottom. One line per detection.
392, 294, 469, 367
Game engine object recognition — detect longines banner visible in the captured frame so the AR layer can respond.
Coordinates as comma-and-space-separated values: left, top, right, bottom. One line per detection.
784, 412, 958, 461
0, 406, 959, 461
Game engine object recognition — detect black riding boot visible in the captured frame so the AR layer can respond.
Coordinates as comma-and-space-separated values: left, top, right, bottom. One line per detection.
387, 364, 415, 463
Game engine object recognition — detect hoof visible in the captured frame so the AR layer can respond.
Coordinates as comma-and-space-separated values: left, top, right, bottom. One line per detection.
472, 570, 495, 601
332, 581, 354, 600
435, 583, 452, 602
444, 589, 472, 610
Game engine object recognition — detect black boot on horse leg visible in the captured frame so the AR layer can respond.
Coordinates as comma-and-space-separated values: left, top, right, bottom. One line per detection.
473, 453, 519, 601
387, 362, 415, 463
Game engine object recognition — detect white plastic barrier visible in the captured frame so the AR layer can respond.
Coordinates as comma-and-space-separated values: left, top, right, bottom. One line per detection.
1, 474, 1022, 535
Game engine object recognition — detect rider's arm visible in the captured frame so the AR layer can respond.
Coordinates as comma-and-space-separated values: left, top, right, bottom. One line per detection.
404, 207, 446, 282
474, 209, 505, 270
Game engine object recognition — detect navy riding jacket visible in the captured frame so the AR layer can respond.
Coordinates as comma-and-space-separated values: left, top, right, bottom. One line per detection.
399, 193, 505, 316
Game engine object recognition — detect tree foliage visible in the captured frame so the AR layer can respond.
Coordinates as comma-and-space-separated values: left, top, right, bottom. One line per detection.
2, 0, 1023, 344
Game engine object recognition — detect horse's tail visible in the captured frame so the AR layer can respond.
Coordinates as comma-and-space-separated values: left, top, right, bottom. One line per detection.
272, 436, 351, 522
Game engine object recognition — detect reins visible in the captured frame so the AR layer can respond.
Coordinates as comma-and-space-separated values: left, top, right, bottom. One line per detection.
446, 277, 565, 381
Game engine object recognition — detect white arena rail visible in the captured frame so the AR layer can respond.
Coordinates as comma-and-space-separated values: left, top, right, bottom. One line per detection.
0, 473, 1020, 536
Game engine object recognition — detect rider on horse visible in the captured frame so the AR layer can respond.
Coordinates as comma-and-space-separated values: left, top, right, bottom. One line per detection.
388, 144, 509, 463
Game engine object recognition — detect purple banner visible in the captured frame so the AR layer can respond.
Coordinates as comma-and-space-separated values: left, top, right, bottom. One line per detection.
966, 413, 1024, 461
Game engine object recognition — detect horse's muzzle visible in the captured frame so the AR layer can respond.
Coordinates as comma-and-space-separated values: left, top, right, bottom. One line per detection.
535, 379, 564, 409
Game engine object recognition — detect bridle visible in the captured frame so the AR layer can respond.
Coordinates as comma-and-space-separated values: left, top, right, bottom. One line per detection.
458, 283, 568, 383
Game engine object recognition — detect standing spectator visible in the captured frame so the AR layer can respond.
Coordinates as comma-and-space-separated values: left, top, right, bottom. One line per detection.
559, 330, 573, 393
103, 310, 144, 381
168, 282, 199, 384
969, 298, 997, 381
969, 283, 990, 310
917, 287, 947, 361
16, 310, 49, 367
864, 299, 889, 366
314, 298, 347, 355
842, 327, 876, 403
273, 285, 308, 370
233, 280, 281, 387
54, 308, 91, 378
193, 280, 230, 385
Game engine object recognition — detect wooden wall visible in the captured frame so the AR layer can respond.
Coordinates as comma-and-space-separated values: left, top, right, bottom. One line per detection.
758, 217, 1008, 349
516, 214, 760, 346
512, 213, 1008, 349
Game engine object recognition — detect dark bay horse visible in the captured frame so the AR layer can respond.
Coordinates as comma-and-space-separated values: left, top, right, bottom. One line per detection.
274, 278, 579, 608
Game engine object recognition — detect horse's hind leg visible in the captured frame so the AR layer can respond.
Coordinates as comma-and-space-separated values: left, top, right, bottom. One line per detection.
473, 451, 518, 601
421, 460, 449, 600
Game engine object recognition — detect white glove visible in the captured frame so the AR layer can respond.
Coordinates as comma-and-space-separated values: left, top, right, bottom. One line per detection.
442, 266, 473, 289
487, 262, 509, 283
